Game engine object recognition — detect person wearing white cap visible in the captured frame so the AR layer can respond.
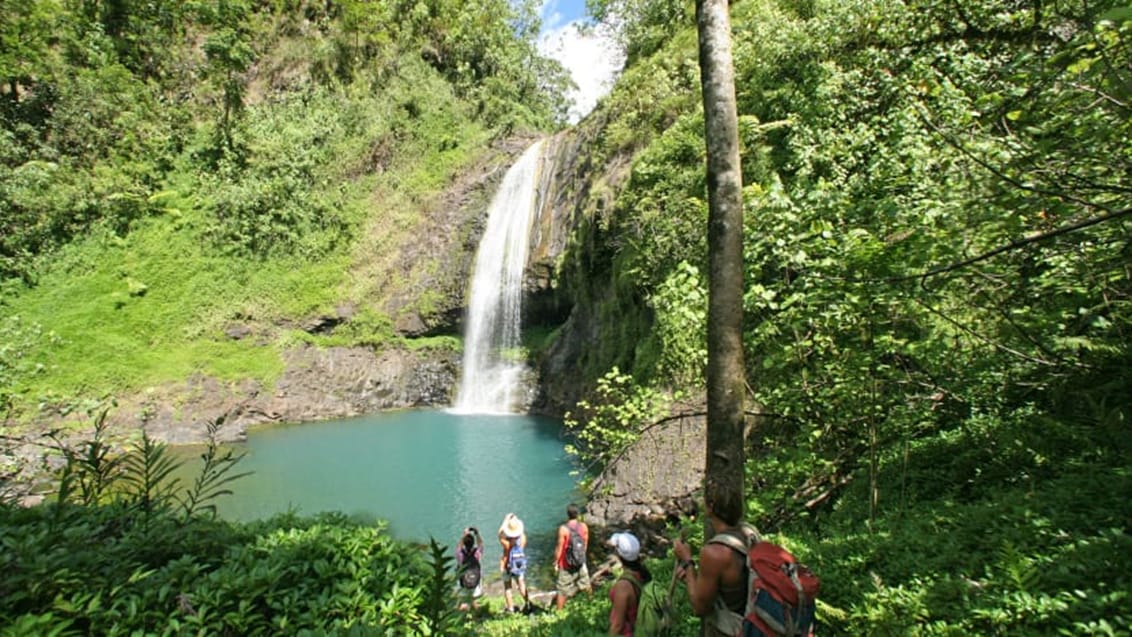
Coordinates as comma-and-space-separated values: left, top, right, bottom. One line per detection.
497, 513, 529, 613
608, 531, 651, 635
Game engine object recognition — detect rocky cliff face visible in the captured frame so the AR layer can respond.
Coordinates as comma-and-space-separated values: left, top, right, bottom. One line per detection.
112, 345, 460, 445
381, 135, 544, 338
525, 118, 639, 417
583, 412, 706, 527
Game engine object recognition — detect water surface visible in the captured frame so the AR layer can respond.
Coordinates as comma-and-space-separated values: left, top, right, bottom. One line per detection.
180, 409, 579, 570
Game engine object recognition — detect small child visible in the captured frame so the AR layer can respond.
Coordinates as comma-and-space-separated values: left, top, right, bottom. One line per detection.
455, 526, 484, 610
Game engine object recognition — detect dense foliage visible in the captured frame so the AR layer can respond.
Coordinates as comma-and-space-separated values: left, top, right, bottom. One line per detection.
559, 0, 1131, 634
3, 0, 1131, 634
0, 415, 475, 635
0, 0, 570, 418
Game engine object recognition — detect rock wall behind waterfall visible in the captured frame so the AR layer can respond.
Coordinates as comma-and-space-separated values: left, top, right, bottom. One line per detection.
525, 119, 639, 417
524, 122, 710, 531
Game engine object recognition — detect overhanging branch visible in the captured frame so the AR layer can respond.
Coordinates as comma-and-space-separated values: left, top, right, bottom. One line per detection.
890, 206, 1132, 283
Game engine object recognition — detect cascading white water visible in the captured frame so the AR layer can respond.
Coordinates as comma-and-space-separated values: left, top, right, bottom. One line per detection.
453, 140, 545, 413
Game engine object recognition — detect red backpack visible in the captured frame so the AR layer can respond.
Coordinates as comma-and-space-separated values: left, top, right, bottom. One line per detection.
708, 525, 820, 637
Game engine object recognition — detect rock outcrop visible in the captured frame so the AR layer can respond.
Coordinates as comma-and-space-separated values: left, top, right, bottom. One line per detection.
2, 345, 459, 502
119, 345, 459, 445
584, 412, 707, 529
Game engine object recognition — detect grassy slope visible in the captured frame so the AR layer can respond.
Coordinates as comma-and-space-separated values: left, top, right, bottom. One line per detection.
5, 55, 493, 423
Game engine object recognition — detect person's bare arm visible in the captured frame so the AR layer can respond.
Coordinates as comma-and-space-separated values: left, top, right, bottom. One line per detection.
675, 541, 730, 617
553, 526, 567, 569
608, 579, 631, 634
591, 555, 619, 583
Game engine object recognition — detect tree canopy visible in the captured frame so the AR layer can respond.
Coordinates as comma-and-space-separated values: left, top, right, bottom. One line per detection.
560, 0, 1131, 633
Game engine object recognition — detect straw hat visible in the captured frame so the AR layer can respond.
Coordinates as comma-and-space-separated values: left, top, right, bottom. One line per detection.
500, 513, 524, 538
609, 532, 640, 561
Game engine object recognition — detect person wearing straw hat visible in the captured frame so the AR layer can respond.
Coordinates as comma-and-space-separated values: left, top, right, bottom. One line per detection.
608, 531, 651, 636
498, 513, 529, 613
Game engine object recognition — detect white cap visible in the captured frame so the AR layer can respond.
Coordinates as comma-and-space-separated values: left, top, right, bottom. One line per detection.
609, 532, 640, 561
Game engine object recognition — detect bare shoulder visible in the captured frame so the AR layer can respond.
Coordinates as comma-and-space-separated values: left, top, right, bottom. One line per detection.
700, 541, 737, 568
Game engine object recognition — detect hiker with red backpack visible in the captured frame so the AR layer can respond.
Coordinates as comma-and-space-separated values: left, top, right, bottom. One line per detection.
553, 503, 593, 610
673, 489, 820, 636
607, 531, 651, 635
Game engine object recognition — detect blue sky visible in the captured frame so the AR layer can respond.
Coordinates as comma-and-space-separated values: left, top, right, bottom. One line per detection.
535, 0, 623, 123
539, 0, 589, 31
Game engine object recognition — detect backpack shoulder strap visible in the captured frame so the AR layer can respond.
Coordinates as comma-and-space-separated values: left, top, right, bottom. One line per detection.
738, 522, 762, 543
707, 523, 759, 555
567, 520, 583, 538
707, 531, 747, 555
618, 573, 642, 595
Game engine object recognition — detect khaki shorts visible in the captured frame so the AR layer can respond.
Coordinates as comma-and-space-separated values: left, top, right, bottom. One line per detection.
555, 563, 591, 597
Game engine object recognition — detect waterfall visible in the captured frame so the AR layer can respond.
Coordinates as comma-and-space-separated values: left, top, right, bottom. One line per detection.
453, 140, 545, 414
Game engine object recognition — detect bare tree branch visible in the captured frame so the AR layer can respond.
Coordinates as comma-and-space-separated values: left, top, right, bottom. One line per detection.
893, 206, 1132, 283
912, 297, 1061, 366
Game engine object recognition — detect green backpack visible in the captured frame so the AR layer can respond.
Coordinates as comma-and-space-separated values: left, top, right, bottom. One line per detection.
622, 569, 678, 637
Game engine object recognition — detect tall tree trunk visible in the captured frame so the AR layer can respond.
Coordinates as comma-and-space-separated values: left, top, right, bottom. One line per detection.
697, 0, 746, 541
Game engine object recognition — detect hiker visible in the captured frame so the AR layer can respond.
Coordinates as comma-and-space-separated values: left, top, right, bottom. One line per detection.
607, 531, 650, 635
498, 513, 529, 613
455, 526, 484, 611
673, 487, 760, 635
553, 502, 592, 610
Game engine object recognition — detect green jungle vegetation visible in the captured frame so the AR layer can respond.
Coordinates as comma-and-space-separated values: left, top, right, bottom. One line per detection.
3, 0, 1131, 635
0, 0, 568, 422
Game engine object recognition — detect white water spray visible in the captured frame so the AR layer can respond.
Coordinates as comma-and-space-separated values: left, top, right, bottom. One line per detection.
453, 140, 545, 413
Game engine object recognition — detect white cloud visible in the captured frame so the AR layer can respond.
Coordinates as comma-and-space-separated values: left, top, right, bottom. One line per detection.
538, 21, 624, 124
538, 0, 575, 33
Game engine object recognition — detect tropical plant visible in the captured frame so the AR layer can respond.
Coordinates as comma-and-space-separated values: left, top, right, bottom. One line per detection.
0, 413, 471, 635
563, 367, 673, 472
177, 416, 251, 520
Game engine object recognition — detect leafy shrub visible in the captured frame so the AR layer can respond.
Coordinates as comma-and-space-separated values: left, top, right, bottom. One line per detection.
563, 367, 674, 473
0, 414, 474, 635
